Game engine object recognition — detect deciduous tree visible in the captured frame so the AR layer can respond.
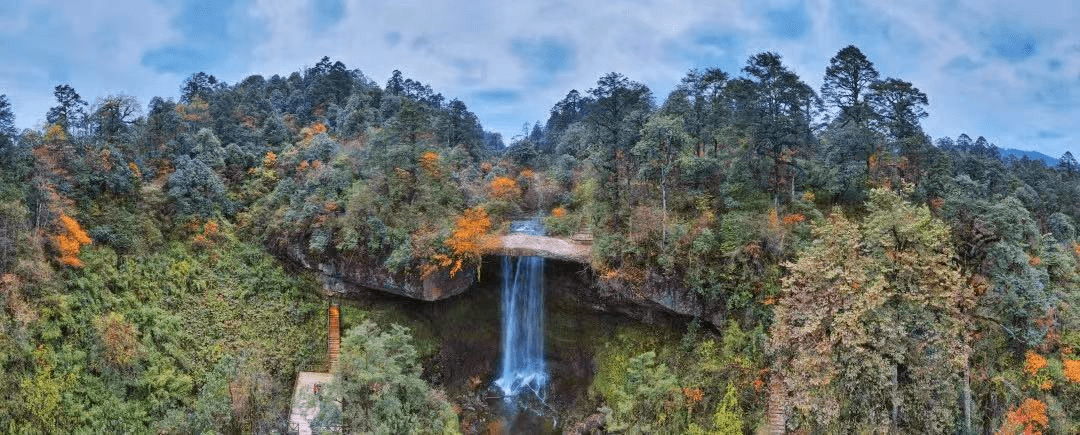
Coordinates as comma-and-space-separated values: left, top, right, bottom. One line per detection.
445, 207, 492, 276
53, 214, 91, 267
770, 188, 971, 432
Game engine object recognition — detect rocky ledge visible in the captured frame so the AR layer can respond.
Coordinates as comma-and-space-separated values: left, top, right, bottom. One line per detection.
490, 234, 591, 263
282, 235, 723, 329
284, 244, 475, 301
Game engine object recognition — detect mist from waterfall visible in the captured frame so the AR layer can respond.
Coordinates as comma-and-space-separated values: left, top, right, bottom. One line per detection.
494, 221, 547, 402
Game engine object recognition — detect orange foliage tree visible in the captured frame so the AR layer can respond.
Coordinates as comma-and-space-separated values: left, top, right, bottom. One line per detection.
419, 151, 441, 178
96, 312, 139, 366
53, 214, 91, 267
263, 151, 277, 168
176, 98, 210, 123
782, 213, 806, 225
1064, 359, 1080, 383
44, 123, 68, 142
445, 207, 493, 276
192, 220, 221, 249
127, 161, 142, 180
300, 122, 328, 143
1024, 351, 1047, 375
490, 176, 520, 200
997, 398, 1048, 435
767, 207, 780, 230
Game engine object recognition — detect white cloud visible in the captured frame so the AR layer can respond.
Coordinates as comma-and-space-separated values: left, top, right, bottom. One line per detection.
2, 0, 178, 128
243, 0, 767, 137
1, 0, 1077, 155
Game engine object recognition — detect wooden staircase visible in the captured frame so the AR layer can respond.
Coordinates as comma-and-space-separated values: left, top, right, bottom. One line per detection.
767, 374, 786, 435
328, 303, 340, 373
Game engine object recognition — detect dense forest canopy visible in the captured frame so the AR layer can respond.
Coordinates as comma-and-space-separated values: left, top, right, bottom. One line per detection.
1, 46, 1080, 433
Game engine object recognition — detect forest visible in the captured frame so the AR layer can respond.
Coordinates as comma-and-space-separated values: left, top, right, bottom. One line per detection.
1, 45, 1079, 434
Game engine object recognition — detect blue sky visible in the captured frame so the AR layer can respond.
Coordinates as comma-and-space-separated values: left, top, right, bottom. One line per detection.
1, 0, 1077, 157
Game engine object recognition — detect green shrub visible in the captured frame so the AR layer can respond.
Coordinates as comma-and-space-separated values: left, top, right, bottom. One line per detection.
321, 321, 459, 435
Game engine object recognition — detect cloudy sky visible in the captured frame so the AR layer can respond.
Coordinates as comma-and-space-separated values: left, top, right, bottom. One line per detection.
1, 0, 1077, 156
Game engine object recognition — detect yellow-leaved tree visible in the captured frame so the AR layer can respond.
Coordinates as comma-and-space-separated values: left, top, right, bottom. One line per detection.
445, 207, 493, 277
53, 214, 91, 267
489, 176, 520, 200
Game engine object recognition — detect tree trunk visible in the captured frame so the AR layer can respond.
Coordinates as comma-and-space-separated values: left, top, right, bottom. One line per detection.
790, 171, 795, 201
661, 152, 668, 251
891, 365, 899, 432
963, 363, 972, 435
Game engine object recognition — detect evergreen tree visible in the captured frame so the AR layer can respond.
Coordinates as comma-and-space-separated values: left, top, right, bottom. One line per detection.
821, 45, 879, 126
0, 94, 15, 140
45, 85, 88, 132
584, 72, 654, 231
675, 67, 730, 157
322, 322, 458, 434
1058, 151, 1077, 173
181, 72, 219, 104
869, 78, 928, 141
740, 52, 816, 201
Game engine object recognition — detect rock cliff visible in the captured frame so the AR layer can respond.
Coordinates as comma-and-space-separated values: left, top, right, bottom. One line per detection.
281, 235, 724, 328
283, 244, 475, 301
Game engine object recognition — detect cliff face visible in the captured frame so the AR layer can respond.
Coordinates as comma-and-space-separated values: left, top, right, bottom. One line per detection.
283, 244, 475, 301
523, 260, 725, 329
279, 234, 590, 302
583, 270, 726, 328
282, 238, 722, 328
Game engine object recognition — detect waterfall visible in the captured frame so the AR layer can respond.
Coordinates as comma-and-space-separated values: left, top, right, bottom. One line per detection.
494, 221, 547, 401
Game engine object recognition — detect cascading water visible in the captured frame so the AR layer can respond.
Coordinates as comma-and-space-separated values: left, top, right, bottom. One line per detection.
494, 220, 548, 402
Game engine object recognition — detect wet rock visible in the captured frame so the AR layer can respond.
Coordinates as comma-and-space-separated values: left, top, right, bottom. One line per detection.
563, 412, 605, 435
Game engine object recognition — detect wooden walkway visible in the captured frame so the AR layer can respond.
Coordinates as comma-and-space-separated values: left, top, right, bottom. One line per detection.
288, 302, 341, 434
328, 304, 340, 373
767, 374, 786, 434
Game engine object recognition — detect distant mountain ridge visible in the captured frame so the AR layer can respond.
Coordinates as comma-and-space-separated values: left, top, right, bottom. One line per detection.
1001, 148, 1059, 166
